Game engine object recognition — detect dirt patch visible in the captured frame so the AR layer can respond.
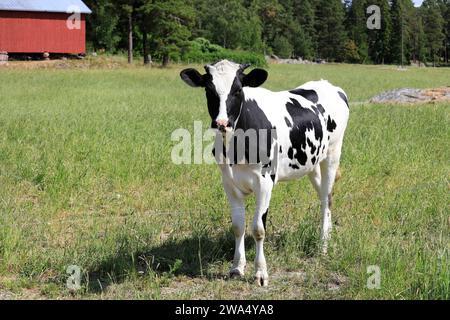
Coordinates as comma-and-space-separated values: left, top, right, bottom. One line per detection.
0, 290, 15, 300
370, 87, 450, 104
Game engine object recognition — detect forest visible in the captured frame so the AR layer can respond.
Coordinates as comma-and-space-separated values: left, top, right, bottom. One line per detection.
83, 0, 450, 66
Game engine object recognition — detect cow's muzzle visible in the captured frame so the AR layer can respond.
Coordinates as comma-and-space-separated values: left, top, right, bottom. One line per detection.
216, 119, 229, 133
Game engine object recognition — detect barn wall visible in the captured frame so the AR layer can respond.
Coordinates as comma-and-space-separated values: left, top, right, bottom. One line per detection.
0, 11, 86, 54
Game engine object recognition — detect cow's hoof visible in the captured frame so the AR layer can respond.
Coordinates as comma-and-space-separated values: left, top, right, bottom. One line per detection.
229, 268, 245, 279
321, 243, 329, 255
255, 271, 269, 287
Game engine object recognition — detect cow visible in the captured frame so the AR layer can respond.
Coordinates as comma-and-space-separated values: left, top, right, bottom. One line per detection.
180, 60, 349, 286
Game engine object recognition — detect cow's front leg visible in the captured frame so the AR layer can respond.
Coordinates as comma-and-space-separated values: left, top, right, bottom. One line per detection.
222, 180, 247, 278
253, 177, 273, 286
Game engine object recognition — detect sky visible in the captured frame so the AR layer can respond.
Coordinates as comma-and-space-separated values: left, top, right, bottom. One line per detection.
413, 0, 424, 7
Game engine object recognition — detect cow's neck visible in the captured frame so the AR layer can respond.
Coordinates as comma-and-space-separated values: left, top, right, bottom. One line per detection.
235, 98, 273, 132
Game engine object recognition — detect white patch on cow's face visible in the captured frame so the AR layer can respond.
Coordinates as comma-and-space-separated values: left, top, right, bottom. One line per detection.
207, 60, 241, 126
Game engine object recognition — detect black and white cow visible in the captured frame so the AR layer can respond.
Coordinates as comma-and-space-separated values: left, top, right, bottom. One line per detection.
180, 60, 349, 286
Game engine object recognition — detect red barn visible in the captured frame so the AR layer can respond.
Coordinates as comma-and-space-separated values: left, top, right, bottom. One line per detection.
0, 0, 91, 56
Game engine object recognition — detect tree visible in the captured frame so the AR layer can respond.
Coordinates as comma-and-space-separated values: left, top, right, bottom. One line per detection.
444, 0, 450, 63
389, 0, 416, 66
422, 0, 446, 66
292, 0, 316, 58
346, 0, 369, 63
366, 0, 392, 64
84, 0, 121, 52
115, 0, 140, 64
258, 0, 286, 55
272, 35, 293, 58
343, 39, 362, 63
441, 0, 450, 63
411, 10, 427, 64
315, 0, 348, 62
193, 0, 263, 52
139, 0, 195, 66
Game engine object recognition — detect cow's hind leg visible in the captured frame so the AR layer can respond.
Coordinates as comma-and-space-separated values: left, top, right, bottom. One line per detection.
223, 182, 247, 278
253, 176, 273, 286
319, 140, 343, 254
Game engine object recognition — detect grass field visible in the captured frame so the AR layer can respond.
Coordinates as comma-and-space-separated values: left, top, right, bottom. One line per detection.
0, 62, 449, 299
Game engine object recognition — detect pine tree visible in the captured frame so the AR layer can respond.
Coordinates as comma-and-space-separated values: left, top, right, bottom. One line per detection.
84, 0, 121, 52
257, 0, 287, 55
389, 0, 415, 65
194, 0, 262, 51
411, 10, 427, 64
444, 0, 450, 63
346, 0, 369, 63
315, 0, 348, 62
367, 0, 392, 64
292, 0, 316, 58
139, 0, 195, 66
422, 0, 446, 66
390, 0, 402, 64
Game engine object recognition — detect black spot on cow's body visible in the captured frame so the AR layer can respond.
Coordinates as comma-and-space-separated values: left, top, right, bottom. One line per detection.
311, 156, 316, 165
338, 91, 349, 108
284, 117, 292, 127
290, 164, 300, 170
270, 174, 276, 183
287, 147, 294, 160
317, 104, 325, 114
279, 146, 282, 154
311, 105, 320, 116
289, 88, 319, 103
307, 138, 316, 154
285, 98, 324, 167
230, 99, 276, 168
327, 115, 337, 132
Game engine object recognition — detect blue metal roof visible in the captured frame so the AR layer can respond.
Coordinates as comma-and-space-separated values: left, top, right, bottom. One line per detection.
0, 0, 92, 14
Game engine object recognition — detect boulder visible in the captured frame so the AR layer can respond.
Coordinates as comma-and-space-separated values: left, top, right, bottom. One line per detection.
370, 87, 450, 104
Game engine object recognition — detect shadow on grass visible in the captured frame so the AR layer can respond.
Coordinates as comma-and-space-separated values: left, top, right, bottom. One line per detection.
85, 231, 255, 294
84, 217, 320, 294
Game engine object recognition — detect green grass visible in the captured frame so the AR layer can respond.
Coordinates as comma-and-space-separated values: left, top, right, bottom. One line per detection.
0, 63, 449, 299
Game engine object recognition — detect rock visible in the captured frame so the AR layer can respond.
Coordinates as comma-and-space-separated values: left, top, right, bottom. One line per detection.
370, 87, 450, 104
270, 54, 280, 60
0, 51, 8, 62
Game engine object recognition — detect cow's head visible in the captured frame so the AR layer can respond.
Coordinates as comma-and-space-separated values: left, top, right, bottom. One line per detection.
180, 60, 268, 133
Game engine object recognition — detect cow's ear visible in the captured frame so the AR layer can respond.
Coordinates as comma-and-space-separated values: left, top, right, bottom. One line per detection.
243, 69, 268, 87
180, 68, 205, 88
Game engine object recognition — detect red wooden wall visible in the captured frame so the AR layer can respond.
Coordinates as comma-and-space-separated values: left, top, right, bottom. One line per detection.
0, 11, 86, 54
